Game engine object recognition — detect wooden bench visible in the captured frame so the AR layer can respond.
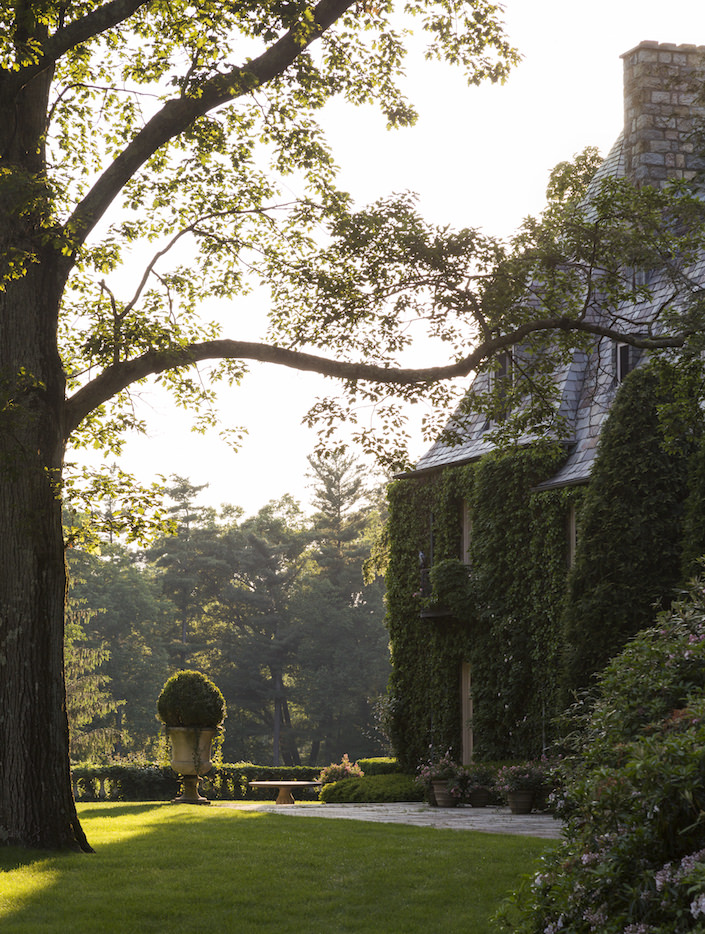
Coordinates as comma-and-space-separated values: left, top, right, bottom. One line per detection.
248, 780, 321, 805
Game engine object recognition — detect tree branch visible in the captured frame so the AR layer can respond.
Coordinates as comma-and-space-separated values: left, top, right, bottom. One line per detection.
8, 0, 151, 90
63, 0, 357, 255
62, 318, 689, 441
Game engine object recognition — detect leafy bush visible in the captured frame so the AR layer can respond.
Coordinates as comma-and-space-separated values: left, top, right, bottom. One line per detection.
317, 753, 364, 785
500, 581, 705, 933
356, 757, 402, 775
320, 773, 423, 803
156, 670, 226, 728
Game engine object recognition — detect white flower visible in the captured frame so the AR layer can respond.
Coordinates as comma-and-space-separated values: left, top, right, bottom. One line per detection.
544, 916, 565, 933
690, 892, 705, 919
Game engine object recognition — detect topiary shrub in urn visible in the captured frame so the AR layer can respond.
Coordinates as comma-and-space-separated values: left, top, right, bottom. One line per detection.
157, 670, 226, 805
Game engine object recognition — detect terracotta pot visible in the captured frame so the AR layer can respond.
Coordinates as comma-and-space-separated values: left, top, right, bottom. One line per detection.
507, 790, 534, 814
468, 787, 491, 808
167, 726, 218, 805
431, 779, 458, 808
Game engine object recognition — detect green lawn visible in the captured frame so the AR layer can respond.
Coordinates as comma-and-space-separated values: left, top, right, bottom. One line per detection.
0, 804, 553, 933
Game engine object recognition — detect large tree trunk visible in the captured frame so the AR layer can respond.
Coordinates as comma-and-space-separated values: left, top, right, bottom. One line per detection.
0, 268, 89, 851
0, 51, 89, 852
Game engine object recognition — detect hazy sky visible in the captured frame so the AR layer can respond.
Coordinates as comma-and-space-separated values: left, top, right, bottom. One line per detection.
90, 1, 705, 516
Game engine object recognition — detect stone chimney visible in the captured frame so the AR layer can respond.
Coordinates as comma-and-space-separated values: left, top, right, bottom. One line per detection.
621, 40, 705, 186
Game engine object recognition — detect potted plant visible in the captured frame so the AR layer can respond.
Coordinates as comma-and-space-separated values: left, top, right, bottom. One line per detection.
495, 762, 544, 814
157, 670, 226, 805
464, 763, 494, 808
416, 750, 464, 807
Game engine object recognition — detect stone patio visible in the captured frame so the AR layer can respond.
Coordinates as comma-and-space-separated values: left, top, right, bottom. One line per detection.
216, 800, 563, 838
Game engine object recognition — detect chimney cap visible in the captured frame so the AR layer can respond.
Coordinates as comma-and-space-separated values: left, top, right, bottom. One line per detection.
621, 40, 705, 59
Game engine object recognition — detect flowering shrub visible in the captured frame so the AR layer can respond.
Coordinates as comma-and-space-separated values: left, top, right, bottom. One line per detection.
416, 750, 467, 799
494, 762, 546, 796
497, 581, 705, 932
318, 754, 364, 785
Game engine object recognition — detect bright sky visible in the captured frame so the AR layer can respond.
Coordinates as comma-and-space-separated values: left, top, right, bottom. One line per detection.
104, 0, 705, 516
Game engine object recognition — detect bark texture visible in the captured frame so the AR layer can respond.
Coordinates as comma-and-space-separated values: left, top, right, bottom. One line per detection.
0, 267, 90, 850
0, 63, 90, 850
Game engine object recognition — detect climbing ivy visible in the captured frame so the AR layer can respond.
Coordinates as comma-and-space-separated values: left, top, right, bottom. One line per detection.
561, 364, 701, 699
466, 444, 577, 759
386, 443, 578, 767
386, 361, 705, 770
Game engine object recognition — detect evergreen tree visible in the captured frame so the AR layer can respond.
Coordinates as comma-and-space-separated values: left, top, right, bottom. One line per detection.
295, 454, 390, 763
148, 478, 229, 668
213, 497, 311, 765
67, 540, 175, 756
64, 604, 124, 763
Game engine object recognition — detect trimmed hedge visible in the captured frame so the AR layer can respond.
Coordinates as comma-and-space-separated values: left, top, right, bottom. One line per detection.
72, 763, 321, 802
319, 773, 422, 803
356, 757, 402, 775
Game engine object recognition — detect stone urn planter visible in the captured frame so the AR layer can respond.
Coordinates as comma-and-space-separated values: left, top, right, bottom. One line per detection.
431, 780, 458, 808
167, 726, 219, 805
157, 670, 226, 806
507, 790, 534, 815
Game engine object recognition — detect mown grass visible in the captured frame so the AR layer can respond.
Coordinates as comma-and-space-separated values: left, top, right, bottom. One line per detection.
0, 803, 554, 933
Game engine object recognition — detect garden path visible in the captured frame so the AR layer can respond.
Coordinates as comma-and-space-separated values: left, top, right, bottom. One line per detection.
216, 801, 563, 838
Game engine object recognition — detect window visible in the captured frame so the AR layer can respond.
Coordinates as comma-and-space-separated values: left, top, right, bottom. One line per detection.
632, 267, 654, 298
487, 350, 514, 425
616, 342, 630, 383
615, 341, 642, 384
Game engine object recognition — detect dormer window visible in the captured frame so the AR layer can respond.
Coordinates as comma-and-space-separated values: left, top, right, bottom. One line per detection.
616, 343, 630, 383
632, 267, 652, 297
487, 350, 514, 425
496, 350, 513, 385
615, 341, 640, 384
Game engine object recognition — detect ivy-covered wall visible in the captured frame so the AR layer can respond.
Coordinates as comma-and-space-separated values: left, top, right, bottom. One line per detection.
561, 366, 698, 696
386, 443, 581, 769
386, 363, 705, 771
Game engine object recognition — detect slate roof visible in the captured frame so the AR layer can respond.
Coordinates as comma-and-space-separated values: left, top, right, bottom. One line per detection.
410, 131, 705, 489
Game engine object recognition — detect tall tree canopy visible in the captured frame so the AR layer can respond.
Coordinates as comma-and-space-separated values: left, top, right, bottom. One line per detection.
0, 0, 520, 851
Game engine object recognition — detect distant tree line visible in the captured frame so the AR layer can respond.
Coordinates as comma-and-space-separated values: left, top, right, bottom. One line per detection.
65, 453, 391, 767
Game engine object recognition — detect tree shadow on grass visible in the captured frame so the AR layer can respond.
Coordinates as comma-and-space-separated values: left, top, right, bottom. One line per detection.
0, 849, 57, 872
1, 805, 553, 934
77, 802, 167, 820
0, 804, 166, 872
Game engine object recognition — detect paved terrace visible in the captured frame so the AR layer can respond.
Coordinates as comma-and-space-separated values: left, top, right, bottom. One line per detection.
216, 801, 563, 839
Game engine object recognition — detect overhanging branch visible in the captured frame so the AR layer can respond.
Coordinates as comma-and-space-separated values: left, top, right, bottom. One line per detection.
62, 318, 688, 441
